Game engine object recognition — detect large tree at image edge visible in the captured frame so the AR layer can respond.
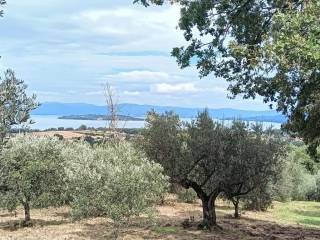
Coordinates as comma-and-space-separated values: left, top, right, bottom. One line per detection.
134, 0, 320, 159
142, 110, 283, 229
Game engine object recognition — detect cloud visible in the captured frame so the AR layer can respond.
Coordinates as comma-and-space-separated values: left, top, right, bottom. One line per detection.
151, 83, 200, 94
105, 70, 169, 82
123, 91, 141, 96
96, 51, 169, 57
69, 5, 184, 52
85, 91, 104, 96
0, 1, 271, 111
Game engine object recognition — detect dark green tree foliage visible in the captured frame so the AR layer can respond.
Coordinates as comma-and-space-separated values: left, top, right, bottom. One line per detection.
0, 70, 38, 145
0, 0, 5, 17
242, 183, 273, 212
142, 110, 283, 229
135, 0, 320, 158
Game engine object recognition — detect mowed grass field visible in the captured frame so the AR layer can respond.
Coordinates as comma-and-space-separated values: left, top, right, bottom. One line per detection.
271, 201, 320, 227
0, 198, 320, 240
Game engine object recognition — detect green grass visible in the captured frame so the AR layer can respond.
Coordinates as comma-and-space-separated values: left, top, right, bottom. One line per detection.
271, 201, 320, 228
152, 226, 178, 234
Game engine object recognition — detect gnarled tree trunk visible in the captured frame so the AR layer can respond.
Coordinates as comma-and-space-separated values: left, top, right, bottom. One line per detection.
232, 197, 240, 219
201, 195, 217, 230
181, 180, 220, 230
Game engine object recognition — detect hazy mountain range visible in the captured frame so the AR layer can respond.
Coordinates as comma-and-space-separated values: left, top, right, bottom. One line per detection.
32, 102, 286, 123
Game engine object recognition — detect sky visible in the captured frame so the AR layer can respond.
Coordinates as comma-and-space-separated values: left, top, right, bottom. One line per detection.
0, 0, 270, 110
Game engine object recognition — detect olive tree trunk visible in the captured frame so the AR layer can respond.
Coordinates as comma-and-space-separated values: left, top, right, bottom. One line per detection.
23, 202, 31, 224
201, 195, 218, 229
232, 197, 240, 219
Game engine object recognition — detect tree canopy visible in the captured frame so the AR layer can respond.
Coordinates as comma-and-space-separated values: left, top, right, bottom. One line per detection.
135, 0, 320, 158
142, 110, 283, 228
63, 141, 168, 226
0, 136, 67, 224
0, 0, 5, 17
0, 70, 38, 146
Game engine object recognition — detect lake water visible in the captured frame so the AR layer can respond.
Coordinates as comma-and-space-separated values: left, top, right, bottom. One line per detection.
29, 115, 282, 130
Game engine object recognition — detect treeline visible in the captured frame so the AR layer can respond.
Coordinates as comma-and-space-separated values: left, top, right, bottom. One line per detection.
11, 125, 141, 135
0, 136, 168, 228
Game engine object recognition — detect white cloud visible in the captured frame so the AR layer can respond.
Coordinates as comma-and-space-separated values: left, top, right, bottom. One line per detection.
85, 90, 104, 96
152, 83, 200, 94
70, 5, 184, 52
105, 70, 169, 82
123, 90, 141, 96
76, 9, 136, 22
0, 1, 271, 110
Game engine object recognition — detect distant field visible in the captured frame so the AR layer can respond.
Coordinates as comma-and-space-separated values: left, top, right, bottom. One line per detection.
30, 131, 87, 139
1, 198, 319, 240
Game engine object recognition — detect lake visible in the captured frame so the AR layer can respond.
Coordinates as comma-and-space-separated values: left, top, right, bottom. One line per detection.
29, 115, 282, 130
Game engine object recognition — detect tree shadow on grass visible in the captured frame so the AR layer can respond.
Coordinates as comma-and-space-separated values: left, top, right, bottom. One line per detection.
1, 204, 320, 240
288, 210, 320, 227
293, 209, 320, 218
299, 218, 320, 227
225, 215, 320, 239
0, 212, 15, 218
69, 209, 320, 240
215, 203, 234, 211
155, 206, 320, 240
0, 218, 69, 231
54, 211, 70, 219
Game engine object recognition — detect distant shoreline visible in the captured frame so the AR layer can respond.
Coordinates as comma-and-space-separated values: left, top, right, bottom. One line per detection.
58, 114, 144, 121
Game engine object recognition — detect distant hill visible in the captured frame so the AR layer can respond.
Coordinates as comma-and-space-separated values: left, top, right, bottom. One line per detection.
32, 102, 286, 123
32, 102, 107, 115
58, 114, 143, 121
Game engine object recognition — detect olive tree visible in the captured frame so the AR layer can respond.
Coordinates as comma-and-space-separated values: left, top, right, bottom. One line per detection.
0, 70, 38, 197
0, 69, 38, 146
0, 136, 67, 224
63, 141, 168, 226
142, 110, 283, 229
224, 123, 284, 217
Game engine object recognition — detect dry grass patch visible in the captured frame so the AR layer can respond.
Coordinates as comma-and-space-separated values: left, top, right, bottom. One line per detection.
0, 199, 320, 240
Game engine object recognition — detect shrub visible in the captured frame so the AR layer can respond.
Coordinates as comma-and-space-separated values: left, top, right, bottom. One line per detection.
243, 184, 273, 211
77, 125, 87, 131
54, 133, 64, 140
314, 171, 320, 201
242, 145, 320, 206
63, 141, 169, 225
273, 146, 318, 201
82, 135, 95, 145
177, 188, 197, 203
